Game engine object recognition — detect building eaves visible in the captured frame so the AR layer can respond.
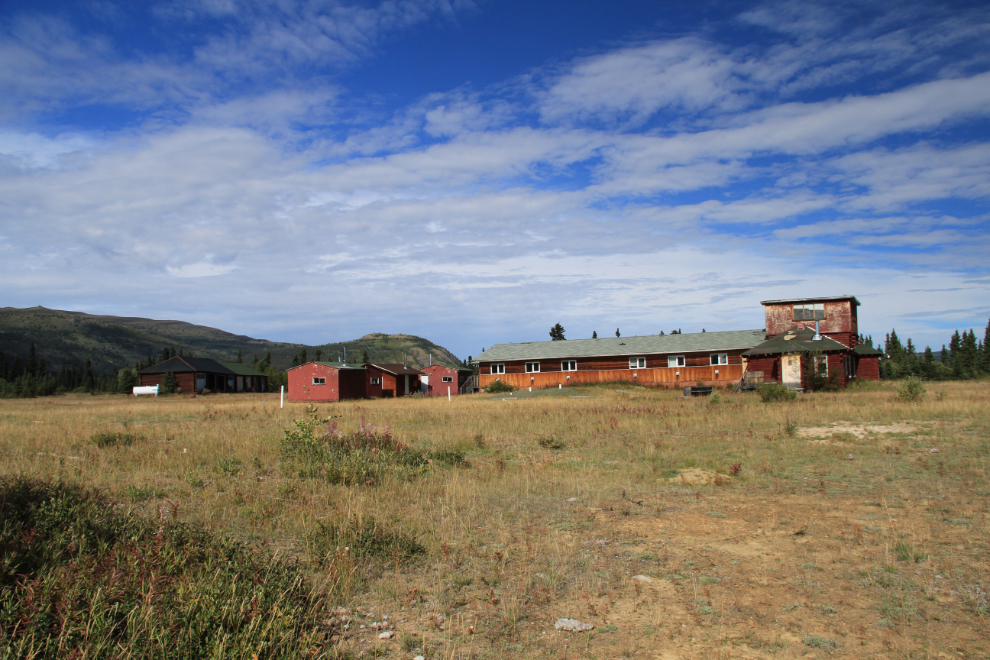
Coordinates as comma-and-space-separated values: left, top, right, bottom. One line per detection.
743, 327, 850, 356
760, 295, 861, 306
473, 329, 767, 363
217, 362, 267, 377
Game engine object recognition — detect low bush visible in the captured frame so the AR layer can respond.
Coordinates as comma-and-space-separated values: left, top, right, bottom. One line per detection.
90, 430, 142, 447
756, 383, 796, 403
312, 515, 425, 565
484, 380, 515, 394
0, 477, 329, 659
280, 407, 464, 486
897, 376, 926, 402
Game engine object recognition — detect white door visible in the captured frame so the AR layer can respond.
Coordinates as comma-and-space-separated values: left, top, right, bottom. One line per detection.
782, 355, 801, 387
420, 374, 429, 394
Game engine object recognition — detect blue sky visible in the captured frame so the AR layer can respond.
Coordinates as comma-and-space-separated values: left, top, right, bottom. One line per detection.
1, 0, 989, 359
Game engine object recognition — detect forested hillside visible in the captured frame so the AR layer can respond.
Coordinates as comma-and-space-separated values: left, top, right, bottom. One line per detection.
0, 307, 466, 397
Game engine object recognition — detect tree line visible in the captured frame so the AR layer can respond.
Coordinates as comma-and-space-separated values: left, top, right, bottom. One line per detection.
879, 320, 990, 380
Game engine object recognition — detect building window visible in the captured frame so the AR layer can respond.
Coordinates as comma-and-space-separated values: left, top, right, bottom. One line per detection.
525, 362, 540, 373
668, 355, 685, 368
710, 353, 728, 365
814, 356, 828, 375
629, 357, 646, 369
313, 377, 326, 385
491, 364, 505, 374
561, 360, 577, 371
441, 376, 453, 383
370, 377, 381, 385
794, 303, 825, 321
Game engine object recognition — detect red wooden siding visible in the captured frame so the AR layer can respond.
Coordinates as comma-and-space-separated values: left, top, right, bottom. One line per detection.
764, 300, 857, 343
420, 365, 465, 396
139, 372, 196, 393
479, 364, 743, 390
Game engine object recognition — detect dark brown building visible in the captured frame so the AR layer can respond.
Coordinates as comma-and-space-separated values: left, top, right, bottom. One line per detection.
138, 357, 267, 394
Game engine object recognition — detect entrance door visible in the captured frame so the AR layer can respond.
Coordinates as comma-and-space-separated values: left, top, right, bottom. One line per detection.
782, 355, 801, 387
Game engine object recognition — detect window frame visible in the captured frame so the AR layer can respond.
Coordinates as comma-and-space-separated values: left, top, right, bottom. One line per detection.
312, 377, 326, 385
441, 376, 453, 383
525, 362, 540, 373
561, 360, 577, 372
710, 353, 728, 366
491, 364, 505, 374
369, 376, 381, 385
668, 355, 685, 368
814, 355, 828, 376
793, 303, 825, 321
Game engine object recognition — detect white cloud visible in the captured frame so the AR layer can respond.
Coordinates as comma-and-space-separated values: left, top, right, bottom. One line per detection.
166, 260, 238, 277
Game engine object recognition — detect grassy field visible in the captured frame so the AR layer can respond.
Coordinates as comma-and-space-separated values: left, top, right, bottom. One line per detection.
1, 380, 988, 658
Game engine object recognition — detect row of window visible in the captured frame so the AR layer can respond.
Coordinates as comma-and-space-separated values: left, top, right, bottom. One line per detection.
492, 353, 730, 374
794, 303, 826, 320
313, 376, 382, 385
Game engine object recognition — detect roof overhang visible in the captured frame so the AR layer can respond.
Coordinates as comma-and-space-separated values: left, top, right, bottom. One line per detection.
760, 295, 860, 306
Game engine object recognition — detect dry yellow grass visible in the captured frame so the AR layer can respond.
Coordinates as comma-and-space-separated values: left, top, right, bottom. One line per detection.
2, 380, 988, 658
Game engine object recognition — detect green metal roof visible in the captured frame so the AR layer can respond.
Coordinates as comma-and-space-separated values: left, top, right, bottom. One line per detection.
474, 329, 767, 363
217, 362, 267, 376
742, 326, 849, 356
852, 344, 883, 356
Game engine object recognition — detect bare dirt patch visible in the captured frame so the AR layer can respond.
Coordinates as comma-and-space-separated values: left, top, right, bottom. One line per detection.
666, 468, 730, 486
799, 421, 918, 439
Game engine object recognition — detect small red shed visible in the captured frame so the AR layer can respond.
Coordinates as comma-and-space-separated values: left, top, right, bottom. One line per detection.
419, 364, 473, 396
287, 362, 366, 403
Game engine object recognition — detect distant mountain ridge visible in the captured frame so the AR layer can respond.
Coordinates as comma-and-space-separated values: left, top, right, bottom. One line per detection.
0, 307, 462, 374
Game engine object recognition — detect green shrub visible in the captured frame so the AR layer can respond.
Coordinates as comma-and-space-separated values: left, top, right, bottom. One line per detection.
280, 407, 462, 486
756, 383, 796, 403
803, 635, 839, 650
0, 477, 329, 659
484, 380, 515, 394
90, 430, 142, 447
312, 515, 425, 564
897, 376, 926, 402
537, 434, 565, 450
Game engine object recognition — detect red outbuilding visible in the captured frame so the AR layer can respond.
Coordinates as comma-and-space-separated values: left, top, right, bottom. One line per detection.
287, 362, 366, 403
419, 364, 473, 396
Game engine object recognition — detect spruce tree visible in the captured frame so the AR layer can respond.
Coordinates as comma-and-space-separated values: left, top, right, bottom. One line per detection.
161, 371, 178, 394
615, 328, 620, 337
961, 330, 978, 377
592, 331, 597, 338
549, 323, 566, 341
362, 350, 370, 363
26, 343, 37, 377
236, 349, 243, 363
982, 319, 990, 374
948, 331, 963, 378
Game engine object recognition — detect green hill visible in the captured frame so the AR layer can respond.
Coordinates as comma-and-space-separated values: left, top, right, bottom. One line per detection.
0, 307, 464, 374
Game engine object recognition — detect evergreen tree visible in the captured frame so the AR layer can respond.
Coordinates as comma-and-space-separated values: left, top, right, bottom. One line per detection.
982, 318, 990, 374
118, 368, 138, 394
161, 371, 178, 394
236, 349, 243, 363
83, 359, 95, 393
961, 329, 978, 377
549, 323, 566, 341
160, 347, 171, 363
26, 343, 37, 376
300, 348, 308, 364
362, 350, 370, 363
592, 331, 597, 339
615, 328, 620, 337
948, 330, 963, 378
0, 349, 6, 381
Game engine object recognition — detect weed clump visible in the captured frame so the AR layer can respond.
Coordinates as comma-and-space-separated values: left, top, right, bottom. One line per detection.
0, 477, 328, 659
894, 539, 928, 563
756, 383, 796, 403
803, 635, 839, 650
897, 376, 926, 402
90, 430, 142, 447
280, 407, 463, 486
537, 434, 565, 450
312, 515, 425, 564
484, 380, 515, 394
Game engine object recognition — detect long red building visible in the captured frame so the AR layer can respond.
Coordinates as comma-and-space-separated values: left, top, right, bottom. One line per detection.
472, 295, 882, 391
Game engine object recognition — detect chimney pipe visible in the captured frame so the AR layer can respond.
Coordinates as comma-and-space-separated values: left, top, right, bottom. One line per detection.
343, 347, 346, 364
813, 321, 821, 341
430, 353, 433, 366
404, 353, 407, 368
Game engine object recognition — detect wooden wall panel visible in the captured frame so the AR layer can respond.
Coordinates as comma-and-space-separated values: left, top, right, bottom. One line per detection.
479, 364, 744, 390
